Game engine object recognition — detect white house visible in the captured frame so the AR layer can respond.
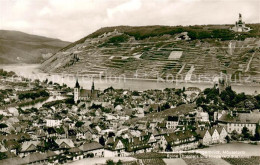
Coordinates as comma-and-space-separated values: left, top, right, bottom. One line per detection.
218, 112, 260, 135
46, 119, 62, 127
79, 142, 104, 157
196, 112, 209, 123
166, 116, 179, 129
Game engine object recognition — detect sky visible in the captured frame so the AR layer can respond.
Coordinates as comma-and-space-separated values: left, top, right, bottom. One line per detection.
0, 0, 259, 42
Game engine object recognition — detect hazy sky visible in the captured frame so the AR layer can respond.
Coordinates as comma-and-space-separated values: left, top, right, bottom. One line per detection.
0, 0, 259, 42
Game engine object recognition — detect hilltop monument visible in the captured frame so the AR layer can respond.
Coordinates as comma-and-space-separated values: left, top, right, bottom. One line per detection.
231, 13, 251, 32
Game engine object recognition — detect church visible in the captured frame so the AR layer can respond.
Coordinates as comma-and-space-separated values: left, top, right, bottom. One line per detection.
74, 79, 98, 103
231, 13, 251, 32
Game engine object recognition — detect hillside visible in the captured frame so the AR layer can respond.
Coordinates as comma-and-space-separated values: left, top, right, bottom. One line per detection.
41, 24, 260, 83
0, 30, 70, 64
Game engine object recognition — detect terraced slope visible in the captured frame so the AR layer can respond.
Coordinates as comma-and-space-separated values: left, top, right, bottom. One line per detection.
41, 25, 260, 84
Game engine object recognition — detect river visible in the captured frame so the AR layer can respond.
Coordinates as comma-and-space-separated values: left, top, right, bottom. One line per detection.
20, 96, 66, 110
1, 64, 260, 94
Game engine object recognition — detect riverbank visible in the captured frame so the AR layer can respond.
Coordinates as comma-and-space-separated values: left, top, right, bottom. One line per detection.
1, 64, 260, 94
0, 96, 49, 109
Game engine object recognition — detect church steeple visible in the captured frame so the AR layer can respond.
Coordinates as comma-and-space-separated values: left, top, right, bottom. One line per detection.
91, 81, 95, 91
75, 78, 80, 88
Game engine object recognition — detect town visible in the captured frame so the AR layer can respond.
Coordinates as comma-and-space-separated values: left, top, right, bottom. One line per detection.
0, 68, 259, 165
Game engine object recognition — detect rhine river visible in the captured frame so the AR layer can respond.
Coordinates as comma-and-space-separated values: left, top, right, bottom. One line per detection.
1, 64, 259, 94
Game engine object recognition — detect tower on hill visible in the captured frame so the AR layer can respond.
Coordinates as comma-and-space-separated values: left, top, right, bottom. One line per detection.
231, 13, 251, 32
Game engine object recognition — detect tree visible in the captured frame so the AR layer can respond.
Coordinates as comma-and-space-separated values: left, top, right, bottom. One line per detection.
0, 123, 8, 129
108, 132, 115, 137
56, 127, 65, 134
75, 121, 84, 128
106, 159, 115, 165
242, 127, 250, 139
99, 136, 105, 146
44, 138, 59, 151
0, 152, 7, 160
166, 143, 172, 152
225, 135, 231, 143
132, 91, 140, 96
254, 124, 260, 140
116, 160, 123, 165
65, 97, 74, 104
86, 153, 94, 158
231, 130, 239, 140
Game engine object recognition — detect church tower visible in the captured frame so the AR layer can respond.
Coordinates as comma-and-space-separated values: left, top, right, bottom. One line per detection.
74, 78, 80, 103
91, 81, 95, 93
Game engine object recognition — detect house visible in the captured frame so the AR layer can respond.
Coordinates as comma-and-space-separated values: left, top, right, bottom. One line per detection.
22, 152, 47, 164
217, 127, 228, 143
166, 116, 179, 129
196, 126, 228, 146
79, 142, 104, 157
7, 107, 19, 117
156, 134, 168, 151
214, 110, 227, 122
20, 141, 40, 157
68, 147, 83, 161
45, 150, 57, 163
55, 139, 75, 151
197, 129, 212, 146
210, 128, 220, 144
126, 133, 157, 153
164, 131, 198, 151
218, 112, 260, 135
196, 111, 209, 123
106, 137, 126, 157
46, 119, 62, 127
0, 157, 25, 165
115, 105, 123, 111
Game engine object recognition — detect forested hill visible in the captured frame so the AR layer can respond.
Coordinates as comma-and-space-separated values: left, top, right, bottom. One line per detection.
0, 30, 70, 64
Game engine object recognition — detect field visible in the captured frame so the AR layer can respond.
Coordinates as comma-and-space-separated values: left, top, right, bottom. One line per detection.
223, 156, 260, 165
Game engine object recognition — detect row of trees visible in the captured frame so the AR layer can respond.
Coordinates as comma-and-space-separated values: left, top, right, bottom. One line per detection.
18, 90, 49, 100
230, 126, 260, 141
196, 86, 260, 110
0, 69, 15, 77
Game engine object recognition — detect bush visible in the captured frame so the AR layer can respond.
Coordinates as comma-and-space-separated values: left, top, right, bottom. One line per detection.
86, 153, 94, 158
75, 121, 84, 127
106, 159, 115, 165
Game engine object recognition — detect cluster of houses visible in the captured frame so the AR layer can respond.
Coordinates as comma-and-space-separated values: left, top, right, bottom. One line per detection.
0, 78, 259, 164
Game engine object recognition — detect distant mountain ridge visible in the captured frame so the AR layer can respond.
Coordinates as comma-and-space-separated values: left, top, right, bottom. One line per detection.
0, 30, 70, 64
